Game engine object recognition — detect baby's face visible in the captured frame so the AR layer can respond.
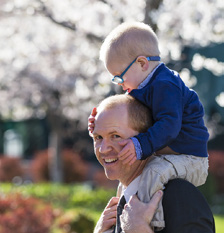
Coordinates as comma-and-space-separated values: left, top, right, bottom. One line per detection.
106, 59, 143, 93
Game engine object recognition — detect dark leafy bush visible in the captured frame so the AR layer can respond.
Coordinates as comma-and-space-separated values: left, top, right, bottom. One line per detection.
0, 157, 23, 182
208, 150, 224, 193
0, 193, 55, 233
31, 149, 88, 183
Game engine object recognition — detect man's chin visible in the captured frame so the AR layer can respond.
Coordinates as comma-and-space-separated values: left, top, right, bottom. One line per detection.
104, 171, 118, 181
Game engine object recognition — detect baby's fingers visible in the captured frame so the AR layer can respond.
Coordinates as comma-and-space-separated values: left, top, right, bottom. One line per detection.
128, 155, 137, 165
91, 107, 97, 117
122, 153, 136, 165
118, 146, 130, 159
88, 108, 97, 123
88, 122, 95, 130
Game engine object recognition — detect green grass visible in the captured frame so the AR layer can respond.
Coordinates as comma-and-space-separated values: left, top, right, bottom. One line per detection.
214, 215, 224, 233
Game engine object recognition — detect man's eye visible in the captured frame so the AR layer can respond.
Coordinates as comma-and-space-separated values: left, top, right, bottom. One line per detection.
112, 134, 120, 139
94, 135, 102, 140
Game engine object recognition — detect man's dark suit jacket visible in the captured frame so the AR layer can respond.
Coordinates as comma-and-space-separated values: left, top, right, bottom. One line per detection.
157, 179, 215, 233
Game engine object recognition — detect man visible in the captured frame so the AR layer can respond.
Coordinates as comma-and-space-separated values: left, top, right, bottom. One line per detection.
91, 94, 215, 233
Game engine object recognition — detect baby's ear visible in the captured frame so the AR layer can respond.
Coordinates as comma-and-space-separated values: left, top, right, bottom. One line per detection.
137, 56, 149, 70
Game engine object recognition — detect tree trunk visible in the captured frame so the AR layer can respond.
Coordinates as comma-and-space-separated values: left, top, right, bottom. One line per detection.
144, 0, 163, 32
48, 129, 63, 183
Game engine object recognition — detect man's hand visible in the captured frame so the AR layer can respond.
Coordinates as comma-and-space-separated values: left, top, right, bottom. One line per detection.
88, 107, 97, 136
94, 197, 119, 233
118, 139, 137, 165
120, 190, 163, 233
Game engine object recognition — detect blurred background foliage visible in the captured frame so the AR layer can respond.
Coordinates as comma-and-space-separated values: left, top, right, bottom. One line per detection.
0, 0, 224, 232
0, 183, 115, 233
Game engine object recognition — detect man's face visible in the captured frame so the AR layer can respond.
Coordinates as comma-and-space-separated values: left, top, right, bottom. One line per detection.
92, 104, 139, 183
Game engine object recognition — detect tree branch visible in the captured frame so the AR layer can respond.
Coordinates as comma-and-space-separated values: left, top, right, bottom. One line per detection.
36, 0, 103, 42
36, 0, 77, 31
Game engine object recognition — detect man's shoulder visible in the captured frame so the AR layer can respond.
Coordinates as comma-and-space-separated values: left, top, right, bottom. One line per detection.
160, 179, 215, 233
164, 178, 197, 192
163, 178, 209, 209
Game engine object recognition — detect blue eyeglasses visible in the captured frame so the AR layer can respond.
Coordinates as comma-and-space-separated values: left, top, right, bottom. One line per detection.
111, 56, 160, 85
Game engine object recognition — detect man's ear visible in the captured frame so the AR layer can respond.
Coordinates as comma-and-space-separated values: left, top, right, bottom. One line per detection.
136, 56, 149, 71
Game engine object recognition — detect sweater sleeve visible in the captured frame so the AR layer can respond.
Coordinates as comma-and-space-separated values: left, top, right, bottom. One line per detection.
134, 80, 183, 159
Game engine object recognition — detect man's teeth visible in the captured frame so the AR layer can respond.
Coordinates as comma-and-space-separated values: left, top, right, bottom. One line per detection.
105, 158, 118, 163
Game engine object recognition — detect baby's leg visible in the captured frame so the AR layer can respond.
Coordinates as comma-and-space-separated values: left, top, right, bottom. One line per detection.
137, 155, 208, 231
161, 154, 208, 186
138, 156, 180, 230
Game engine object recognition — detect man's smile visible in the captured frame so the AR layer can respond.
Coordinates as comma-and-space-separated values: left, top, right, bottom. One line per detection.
103, 158, 118, 166
104, 159, 118, 163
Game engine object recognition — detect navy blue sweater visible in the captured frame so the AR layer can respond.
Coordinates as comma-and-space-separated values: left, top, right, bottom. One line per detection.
129, 64, 209, 159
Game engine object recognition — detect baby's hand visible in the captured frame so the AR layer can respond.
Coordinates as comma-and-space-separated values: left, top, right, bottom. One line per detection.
118, 139, 137, 165
88, 107, 97, 136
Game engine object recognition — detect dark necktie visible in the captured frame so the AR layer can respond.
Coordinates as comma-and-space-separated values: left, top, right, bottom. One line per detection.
113, 195, 126, 233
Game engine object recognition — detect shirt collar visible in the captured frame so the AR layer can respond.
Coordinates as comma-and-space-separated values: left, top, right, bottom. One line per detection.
121, 175, 141, 203
138, 63, 163, 89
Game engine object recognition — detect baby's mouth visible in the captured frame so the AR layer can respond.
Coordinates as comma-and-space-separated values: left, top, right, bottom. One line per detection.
123, 87, 131, 93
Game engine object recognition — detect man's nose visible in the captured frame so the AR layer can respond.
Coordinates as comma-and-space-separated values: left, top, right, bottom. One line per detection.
99, 139, 112, 153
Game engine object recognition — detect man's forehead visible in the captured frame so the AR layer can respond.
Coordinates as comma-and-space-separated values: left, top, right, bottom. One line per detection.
93, 106, 129, 134
94, 116, 123, 134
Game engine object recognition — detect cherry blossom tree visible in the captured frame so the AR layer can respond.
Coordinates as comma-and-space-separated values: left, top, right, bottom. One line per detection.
0, 0, 146, 182
0, 0, 223, 182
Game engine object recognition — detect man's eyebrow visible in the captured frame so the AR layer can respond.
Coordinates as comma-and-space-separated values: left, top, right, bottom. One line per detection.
108, 130, 120, 135
92, 130, 119, 136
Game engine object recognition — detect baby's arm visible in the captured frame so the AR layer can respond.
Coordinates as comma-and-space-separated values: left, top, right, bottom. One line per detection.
131, 80, 183, 160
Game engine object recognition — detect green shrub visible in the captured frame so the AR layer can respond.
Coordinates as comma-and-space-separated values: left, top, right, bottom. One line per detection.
70, 187, 115, 210
56, 210, 95, 233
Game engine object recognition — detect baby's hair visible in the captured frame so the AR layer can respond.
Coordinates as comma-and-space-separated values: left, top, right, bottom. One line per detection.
100, 22, 160, 66
97, 94, 153, 133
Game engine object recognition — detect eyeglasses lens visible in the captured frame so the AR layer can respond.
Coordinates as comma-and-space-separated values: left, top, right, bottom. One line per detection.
112, 76, 123, 84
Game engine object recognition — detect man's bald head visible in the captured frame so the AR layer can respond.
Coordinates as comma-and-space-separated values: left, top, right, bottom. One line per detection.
96, 94, 153, 133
